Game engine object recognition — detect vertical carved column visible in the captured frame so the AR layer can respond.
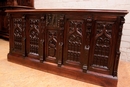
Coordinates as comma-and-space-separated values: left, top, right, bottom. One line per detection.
83, 16, 92, 72
39, 15, 45, 62
22, 15, 26, 57
57, 15, 64, 67
113, 16, 125, 76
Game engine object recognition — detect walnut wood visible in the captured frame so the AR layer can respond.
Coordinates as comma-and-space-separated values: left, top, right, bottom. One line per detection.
0, 0, 34, 39
8, 54, 117, 87
6, 9, 128, 87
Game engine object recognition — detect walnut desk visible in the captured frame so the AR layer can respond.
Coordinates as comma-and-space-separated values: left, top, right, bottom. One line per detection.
6, 9, 128, 87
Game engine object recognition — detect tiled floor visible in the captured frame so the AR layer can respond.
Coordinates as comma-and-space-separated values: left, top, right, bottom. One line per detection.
0, 38, 130, 87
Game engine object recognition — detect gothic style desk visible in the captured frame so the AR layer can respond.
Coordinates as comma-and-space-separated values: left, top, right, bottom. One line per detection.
6, 9, 128, 87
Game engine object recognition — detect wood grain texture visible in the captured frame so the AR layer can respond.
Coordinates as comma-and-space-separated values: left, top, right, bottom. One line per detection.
7, 9, 128, 87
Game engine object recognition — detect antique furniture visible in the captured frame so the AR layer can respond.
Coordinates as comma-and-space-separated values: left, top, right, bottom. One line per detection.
0, 0, 34, 39
6, 9, 128, 87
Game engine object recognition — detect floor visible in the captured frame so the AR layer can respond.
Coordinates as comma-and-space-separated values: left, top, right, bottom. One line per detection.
0, 38, 130, 87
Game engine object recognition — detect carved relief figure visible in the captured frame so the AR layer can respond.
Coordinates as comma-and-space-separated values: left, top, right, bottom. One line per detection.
48, 30, 57, 57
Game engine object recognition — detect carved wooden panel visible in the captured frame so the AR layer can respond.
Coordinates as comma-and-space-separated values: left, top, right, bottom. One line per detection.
64, 19, 85, 68
46, 14, 58, 27
46, 30, 58, 63
27, 15, 46, 60
27, 17, 40, 58
89, 20, 116, 74
11, 15, 26, 56
46, 14, 64, 28
13, 18, 23, 51
45, 14, 64, 64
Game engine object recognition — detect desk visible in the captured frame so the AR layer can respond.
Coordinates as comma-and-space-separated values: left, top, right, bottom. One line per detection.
6, 9, 128, 87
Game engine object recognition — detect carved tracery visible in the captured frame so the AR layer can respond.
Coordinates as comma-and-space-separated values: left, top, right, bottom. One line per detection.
46, 14, 57, 27
29, 19, 40, 55
67, 20, 83, 64
92, 21, 114, 69
13, 18, 22, 51
48, 30, 58, 57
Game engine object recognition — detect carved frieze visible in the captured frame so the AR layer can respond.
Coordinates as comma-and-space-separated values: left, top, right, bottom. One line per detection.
46, 14, 57, 27
46, 14, 65, 28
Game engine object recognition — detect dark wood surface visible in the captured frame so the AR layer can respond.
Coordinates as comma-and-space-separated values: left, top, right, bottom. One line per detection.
8, 54, 117, 87
0, 0, 34, 39
6, 9, 128, 87
0, 0, 34, 7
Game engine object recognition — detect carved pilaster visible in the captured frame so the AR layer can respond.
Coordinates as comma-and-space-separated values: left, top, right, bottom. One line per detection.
113, 16, 125, 76
83, 16, 92, 72
57, 15, 64, 66
39, 15, 45, 62
22, 15, 26, 57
